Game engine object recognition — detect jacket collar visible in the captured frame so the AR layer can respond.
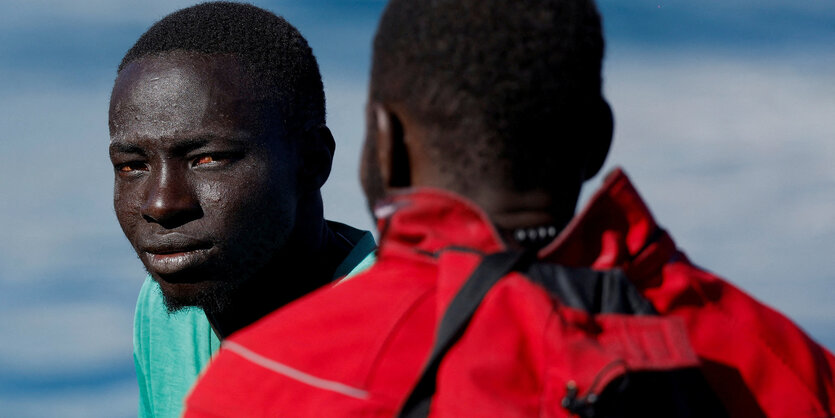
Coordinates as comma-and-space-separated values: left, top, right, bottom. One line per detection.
375, 168, 676, 285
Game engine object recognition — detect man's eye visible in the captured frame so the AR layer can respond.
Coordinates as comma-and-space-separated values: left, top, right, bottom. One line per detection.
117, 162, 147, 173
192, 153, 239, 168
193, 155, 219, 167
195, 155, 214, 166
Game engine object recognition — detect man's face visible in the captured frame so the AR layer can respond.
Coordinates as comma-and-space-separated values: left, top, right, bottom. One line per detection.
109, 52, 299, 313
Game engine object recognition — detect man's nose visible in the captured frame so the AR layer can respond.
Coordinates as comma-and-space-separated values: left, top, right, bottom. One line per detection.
141, 166, 202, 228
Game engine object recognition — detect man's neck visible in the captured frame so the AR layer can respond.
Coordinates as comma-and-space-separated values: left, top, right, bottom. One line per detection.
466, 185, 580, 249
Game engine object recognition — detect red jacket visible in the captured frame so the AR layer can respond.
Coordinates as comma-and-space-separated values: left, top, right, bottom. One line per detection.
185, 169, 835, 417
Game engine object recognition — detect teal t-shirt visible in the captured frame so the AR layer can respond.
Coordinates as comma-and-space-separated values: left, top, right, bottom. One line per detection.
133, 223, 376, 418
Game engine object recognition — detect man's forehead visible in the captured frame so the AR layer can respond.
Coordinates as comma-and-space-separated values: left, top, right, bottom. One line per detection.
111, 52, 249, 110
109, 52, 265, 143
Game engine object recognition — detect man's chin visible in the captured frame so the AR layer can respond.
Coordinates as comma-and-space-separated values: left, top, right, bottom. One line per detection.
153, 276, 236, 315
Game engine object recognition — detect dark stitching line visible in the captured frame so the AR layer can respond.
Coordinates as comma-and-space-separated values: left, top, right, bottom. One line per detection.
411, 246, 488, 259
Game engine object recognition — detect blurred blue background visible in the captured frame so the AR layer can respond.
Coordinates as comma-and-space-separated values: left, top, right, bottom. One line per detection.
0, 0, 833, 416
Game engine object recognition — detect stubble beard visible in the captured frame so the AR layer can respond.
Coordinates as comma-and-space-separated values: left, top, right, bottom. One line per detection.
153, 220, 293, 316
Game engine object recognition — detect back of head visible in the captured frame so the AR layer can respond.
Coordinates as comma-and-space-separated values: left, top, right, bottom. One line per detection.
120, 1, 325, 135
371, 0, 611, 194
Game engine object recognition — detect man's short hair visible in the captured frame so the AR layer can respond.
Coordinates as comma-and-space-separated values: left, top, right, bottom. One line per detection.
371, 0, 608, 191
120, 1, 325, 135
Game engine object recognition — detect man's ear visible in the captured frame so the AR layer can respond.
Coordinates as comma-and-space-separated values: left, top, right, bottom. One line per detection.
299, 125, 336, 190
372, 104, 411, 189
583, 99, 614, 181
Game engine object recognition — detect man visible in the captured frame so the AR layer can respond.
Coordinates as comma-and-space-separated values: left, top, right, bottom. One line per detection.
108, 3, 375, 417
185, 0, 835, 416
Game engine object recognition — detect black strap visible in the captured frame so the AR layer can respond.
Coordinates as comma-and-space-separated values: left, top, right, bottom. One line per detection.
398, 250, 528, 418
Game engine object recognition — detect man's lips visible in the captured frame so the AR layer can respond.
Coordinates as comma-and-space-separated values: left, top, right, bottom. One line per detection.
140, 238, 215, 278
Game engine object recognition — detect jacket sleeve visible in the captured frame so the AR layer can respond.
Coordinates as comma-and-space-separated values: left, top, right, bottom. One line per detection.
643, 253, 835, 418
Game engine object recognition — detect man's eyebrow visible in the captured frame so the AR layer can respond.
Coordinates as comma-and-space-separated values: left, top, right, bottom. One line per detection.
109, 142, 146, 156
167, 135, 252, 153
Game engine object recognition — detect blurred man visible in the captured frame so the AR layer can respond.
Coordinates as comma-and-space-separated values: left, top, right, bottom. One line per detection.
185, 0, 835, 416
108, 3, 375, 417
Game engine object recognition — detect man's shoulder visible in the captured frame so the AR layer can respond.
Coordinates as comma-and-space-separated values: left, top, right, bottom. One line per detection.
187, 258, 438, 415
235, 257, 435, 350
222, 258, 436, 375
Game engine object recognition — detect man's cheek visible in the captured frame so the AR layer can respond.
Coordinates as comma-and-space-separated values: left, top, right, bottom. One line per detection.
196, 181, 225, 206
114, 204, 135, 236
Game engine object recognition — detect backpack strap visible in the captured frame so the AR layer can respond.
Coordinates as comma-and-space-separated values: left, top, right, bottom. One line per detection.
398, 250, 528, 418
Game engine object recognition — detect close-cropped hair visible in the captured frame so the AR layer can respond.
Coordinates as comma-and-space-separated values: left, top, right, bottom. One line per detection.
120, 1, 325, 135
372, 0, 608, 191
